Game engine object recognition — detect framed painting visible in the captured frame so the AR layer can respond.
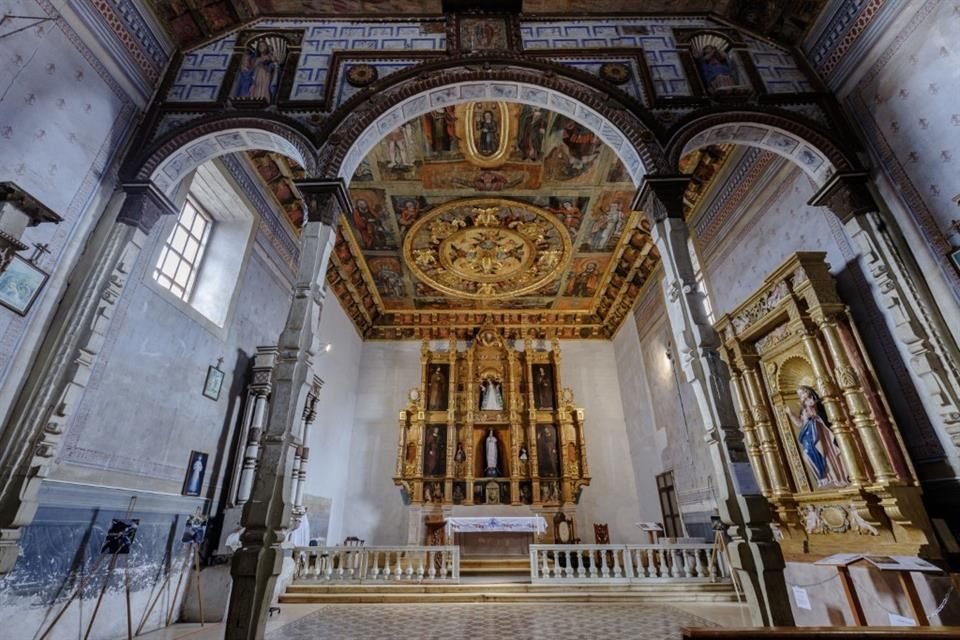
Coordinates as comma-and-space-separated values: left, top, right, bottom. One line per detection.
182, 450, 209, 496
0, 255, 48, 315
202, 365, 224, 401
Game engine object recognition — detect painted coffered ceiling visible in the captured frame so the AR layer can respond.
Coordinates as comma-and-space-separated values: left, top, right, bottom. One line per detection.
150, 0, 827, 48
244, 102, 733, 340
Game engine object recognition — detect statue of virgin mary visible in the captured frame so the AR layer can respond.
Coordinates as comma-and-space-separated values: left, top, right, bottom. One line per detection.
789, 386, 848, 488
480, 378, 504, 411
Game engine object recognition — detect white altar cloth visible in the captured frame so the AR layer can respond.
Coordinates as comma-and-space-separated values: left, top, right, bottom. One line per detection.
445, 516, 548, 538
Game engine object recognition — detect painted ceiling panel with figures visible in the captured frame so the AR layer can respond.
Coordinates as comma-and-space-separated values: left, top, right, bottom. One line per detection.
323, 101, 659, 340
243, 102, 735, 340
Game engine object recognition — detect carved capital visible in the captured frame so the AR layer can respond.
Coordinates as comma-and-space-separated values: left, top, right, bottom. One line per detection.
117, 181, 178, 234
808, 172, 877, 224
295, 179, 350, 227
634, 175, 691, 223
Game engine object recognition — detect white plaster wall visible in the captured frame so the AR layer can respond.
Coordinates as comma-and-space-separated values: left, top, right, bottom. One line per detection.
703, 167, 849, 318
339, 341, 421, 545
0, 0, 140, 427
612, 318, 667, 528
558, 340, 644, 543
302, 294, 363, 545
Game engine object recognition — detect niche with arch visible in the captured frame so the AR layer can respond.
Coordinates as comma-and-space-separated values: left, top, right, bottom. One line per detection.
716, 252, 937, 557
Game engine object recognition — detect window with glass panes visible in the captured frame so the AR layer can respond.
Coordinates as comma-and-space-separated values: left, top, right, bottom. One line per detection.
656, 470, 683, 538
153, 199, 212, 301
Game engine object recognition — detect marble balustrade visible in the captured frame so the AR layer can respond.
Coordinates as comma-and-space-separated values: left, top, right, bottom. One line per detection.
294, 545, 460, 582
530, 543, 728, 584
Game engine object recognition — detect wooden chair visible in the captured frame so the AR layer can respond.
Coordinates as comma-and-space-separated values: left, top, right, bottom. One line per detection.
343, 536, 364, 546
593, 523, 610, 544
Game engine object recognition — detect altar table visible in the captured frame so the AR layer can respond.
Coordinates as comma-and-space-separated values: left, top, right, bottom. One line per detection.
444, 516, 548, 538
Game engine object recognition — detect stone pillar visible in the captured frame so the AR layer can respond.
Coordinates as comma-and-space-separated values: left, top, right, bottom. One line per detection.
225, 179, 348, 640
810, 172, 960, 448
0, 181, 176, 573
635, 175, 793, 627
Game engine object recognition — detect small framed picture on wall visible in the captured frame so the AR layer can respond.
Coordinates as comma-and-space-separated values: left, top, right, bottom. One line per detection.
0, 255, 48, 315
202, 364, 224, 401
950, 247, 960, 276
182, 451, 208, 496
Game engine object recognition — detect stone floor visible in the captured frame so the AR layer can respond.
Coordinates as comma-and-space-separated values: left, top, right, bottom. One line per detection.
142, 602, 751, 639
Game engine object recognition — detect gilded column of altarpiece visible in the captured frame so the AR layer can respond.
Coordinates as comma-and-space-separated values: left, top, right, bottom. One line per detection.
715, 253, 937, 557
394, 325, 590, 514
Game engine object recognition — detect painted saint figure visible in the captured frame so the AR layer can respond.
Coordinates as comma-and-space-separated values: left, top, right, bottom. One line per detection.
588, 201, 624, 251
516, 105, 547, 160
786, 386, 848, 488
428, 366, 447, 411
477, 110, 499, 156
566, 261, 600, 297
423, 426, 444, 476
534, 365, 554, 409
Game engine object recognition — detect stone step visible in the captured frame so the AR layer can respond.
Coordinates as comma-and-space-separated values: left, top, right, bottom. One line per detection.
460, 555, 531, 574
280, 581, 737, 604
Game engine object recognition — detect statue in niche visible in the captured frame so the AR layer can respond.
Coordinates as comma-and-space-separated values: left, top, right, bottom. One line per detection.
484, 428, 500, 477
428, 365, 448, 411
533, 365, 554, 409
479, 377, 504, 411
233, 39, 281, 101
695, 44, 741, 94
537, 424, 560, 477
423, 426, 446, 477
785, 386, 849, 488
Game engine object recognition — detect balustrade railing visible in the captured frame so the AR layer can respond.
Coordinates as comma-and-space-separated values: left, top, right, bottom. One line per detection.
294, 546, 460, 583
529, 543, 727, 584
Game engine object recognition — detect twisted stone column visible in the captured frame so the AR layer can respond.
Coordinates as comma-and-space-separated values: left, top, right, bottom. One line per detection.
636, 175, 793, 627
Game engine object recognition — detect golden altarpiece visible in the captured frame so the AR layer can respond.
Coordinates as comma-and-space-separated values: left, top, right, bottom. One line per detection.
393, 325, 591, 542
715, 252, 937, 557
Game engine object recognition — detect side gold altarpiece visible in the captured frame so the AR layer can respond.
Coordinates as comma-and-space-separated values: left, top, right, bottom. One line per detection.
393, 325, 591, 541
715, 252, 937, 558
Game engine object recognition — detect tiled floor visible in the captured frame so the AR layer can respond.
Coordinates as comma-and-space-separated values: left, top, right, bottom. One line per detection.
268, 603, 719, 639
143, 602, 749, 639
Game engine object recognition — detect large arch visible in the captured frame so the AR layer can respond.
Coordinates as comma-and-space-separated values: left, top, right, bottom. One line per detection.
310, 59, 668, 185
665, 109, 861, 188
124, 115, 319, 197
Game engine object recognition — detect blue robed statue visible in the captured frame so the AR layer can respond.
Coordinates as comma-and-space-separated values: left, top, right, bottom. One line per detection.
787, 386, 848, 488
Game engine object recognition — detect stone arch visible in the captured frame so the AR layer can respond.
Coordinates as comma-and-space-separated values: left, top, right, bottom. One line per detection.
315, 59, 667, 185
665, 110, 860, 187
126, 115, 319, 197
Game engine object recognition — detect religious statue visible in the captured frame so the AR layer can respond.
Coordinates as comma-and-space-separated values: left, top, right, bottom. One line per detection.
479, 377, 504, 411
428, 366, 447, 411
484, 428, 499, 477
695, 45, 741, 94
534, 365, 554, 409
785, 386, 848, 488
234, 39, 280, 101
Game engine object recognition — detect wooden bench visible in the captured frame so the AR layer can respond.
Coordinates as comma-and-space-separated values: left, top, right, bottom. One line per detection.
683, 628, 960, 639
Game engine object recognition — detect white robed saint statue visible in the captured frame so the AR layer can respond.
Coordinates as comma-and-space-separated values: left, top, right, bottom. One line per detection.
480, 378, 504, 411
484, 429, 499, 477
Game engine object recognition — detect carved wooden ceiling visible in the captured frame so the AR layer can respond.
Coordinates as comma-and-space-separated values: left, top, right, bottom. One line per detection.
246, 101, 732, 339
150, 1, 828, 49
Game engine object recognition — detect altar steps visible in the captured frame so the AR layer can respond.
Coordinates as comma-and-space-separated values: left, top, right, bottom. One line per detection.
279, 581, 737, 604
460, 555, 530, 575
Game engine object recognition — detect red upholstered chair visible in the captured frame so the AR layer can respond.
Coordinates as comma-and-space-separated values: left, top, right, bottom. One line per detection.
593, 523, 610, 544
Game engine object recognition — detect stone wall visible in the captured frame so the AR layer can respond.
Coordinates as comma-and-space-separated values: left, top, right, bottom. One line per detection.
0, 160, 295, 638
